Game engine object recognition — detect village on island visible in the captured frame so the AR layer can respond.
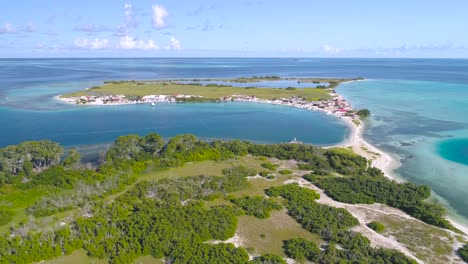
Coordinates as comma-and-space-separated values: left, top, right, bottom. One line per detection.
59, 78, 366, 128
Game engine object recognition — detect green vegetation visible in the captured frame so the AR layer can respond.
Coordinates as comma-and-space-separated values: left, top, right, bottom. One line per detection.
61, 77, 365, 102
229, 196, 282, 218
304, 172, 455, 231
0, 140, 63, 178
234, 210, 320, 256
63, 80, 331, 101
0, 132, 455, 263
266, 184, 358, 236
357, 108, 371, 118
376, 214, 455, 263
266, 185, 416, 263
0, 208, 13, 226
278, 169, 293, 175
261, 162, 279, 171
250, 254, 286, 264
458, 244, 468, 262
283, 238, 320, 263
367, 221, 385, 233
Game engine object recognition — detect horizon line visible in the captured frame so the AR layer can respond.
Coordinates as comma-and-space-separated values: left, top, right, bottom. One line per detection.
1, 56, 468, 60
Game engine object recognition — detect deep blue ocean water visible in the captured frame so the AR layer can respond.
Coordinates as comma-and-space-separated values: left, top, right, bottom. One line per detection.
1, 58, 467, 225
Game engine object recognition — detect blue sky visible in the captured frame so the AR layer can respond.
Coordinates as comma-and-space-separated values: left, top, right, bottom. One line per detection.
1, 0, 467, 57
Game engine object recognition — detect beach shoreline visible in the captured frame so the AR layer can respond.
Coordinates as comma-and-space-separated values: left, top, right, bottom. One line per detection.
333, 87, 468, 236
56, 81, 468, 235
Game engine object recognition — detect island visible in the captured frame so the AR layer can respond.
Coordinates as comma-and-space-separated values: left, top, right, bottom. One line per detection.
59, 76, 366, 127
0, 133, 466, 263
0, 76, 464, 263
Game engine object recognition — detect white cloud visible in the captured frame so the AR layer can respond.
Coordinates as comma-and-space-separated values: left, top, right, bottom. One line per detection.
124, 4, 137, 28
118, 36, 159, 50
152, 5, 169, 29
0, 23, 39, 34
74, 38, 110, 49
115, 3, 138, 36
0, 23, 17, 34
169, 36, 181, 50
322, 44, 342, 54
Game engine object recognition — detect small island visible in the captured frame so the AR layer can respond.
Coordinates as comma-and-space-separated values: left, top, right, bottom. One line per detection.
59, 76, 366, 128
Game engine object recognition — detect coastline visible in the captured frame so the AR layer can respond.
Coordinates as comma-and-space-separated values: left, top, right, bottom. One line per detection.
333, 87, 468, 236
56, 82, 468, 236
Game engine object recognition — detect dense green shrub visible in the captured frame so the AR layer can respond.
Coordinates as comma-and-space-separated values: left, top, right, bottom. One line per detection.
458, 244, 468, 262
357, 109, 371, 118
250, 254, 286, 264
261, 162, 279, 171
266, 184, 357, 236
230, 196, 282, 218
0, 140, 63, 175
304, 173, 455, 230
278, 169, 293, 175
367, 221, 385, 233
162, 134, 222, 166
283, 238, 320, 263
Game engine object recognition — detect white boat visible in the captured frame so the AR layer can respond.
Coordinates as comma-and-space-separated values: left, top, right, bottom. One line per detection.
289, 138, 303, 144
151, 102, 155, 107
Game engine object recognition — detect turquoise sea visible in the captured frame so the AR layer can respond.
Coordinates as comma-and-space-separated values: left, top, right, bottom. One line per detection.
1, 58, 467, 226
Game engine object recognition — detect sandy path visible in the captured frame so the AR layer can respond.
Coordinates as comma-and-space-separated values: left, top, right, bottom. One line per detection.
284, 178, 425, 264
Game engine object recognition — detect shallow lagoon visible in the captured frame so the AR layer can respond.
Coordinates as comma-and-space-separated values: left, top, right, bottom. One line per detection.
339, 79, 468, 225
0, 102, 349, 147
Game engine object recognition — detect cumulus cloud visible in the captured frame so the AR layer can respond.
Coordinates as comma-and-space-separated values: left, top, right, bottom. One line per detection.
169, 36, 181, 50
0, 23, 17, 34
0, 23, 37, 34
124, 4, 137, 28
118, 36, 159, 50
114, 3, 138, 36
152, 5, 169, 29
74, 38, 110, 49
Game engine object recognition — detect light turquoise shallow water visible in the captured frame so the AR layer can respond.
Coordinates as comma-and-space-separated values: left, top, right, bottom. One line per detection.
338, 79, 468, 225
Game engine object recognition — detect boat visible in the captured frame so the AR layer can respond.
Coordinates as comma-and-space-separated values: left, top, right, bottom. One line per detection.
289, 138, 303, 144
151, 102, 155, 107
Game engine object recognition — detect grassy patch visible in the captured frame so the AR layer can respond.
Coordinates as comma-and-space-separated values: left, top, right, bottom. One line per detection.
40, 249, 108, 264
230, 176, 288, 197
377, 214, 454, 263
328, 147, 360, 156
0, 185, 55, 233
235, 210, 321, 256
278, 169, 293, 175
0, 185, 51, 208
261, 162, 279, 171
62, 80, 332, 101
367, 221, 385, 233
142, 156, 263, 181
133, 256, 164, 264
